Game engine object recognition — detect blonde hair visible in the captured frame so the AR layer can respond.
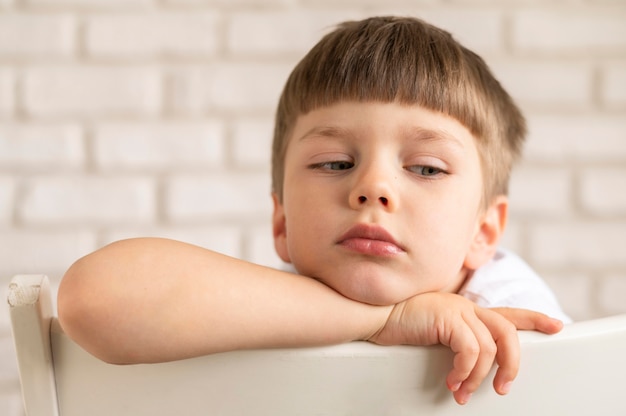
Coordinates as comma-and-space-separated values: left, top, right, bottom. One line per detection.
272, 16, 526, 205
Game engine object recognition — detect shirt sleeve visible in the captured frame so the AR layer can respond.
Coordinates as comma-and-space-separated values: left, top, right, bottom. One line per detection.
458, 248, 572, 324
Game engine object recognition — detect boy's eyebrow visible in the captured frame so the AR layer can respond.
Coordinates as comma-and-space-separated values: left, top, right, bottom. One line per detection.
402, 127, 467, 151
296, 126, 354, 142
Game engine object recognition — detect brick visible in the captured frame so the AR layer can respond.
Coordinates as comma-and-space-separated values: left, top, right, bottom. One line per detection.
0, 124, 84, 169
580, 168, 626, 215
524, 115, 626, 163
101, 225, 243, 259
170, 63, 292, 113
232, 118, 273, 168
86, 12, 220, 58
0, 177, 15, 224
491, 61, 592, 108
499, 220, 523, 255
245, 224, 284, 269
540, 273, 594, 321
94, 122, 225, 170
0, 391, 23, 416
164, 0, 291, 5
409, 9, 503, 54
513, 9, 626, 54
228, 11, 364, 56
165, 173, 273, 221
23, 67, 161, 117
0, 68, 14, 117
301, 0, 437, 6
20, 176, 157, 225
26, 0, 150, 6
0, 14, 75, 58
0, 230, 97, 276
528, 222, 626, 267
508, 166, 572, 217
602, 63, 626, 107
598, 274, 626, 315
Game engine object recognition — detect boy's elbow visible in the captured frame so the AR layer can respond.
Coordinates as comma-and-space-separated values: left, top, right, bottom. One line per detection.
57, 258, 89, 341
57, 257, 127, 364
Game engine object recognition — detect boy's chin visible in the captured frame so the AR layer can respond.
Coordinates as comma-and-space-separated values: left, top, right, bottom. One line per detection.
321, 272, 421, 307
295, 261, 464, 306
328, 271, 466, 307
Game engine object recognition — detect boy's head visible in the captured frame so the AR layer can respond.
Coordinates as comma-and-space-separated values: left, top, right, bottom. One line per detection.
272, 16, 526, 206
270, 16, 527, 305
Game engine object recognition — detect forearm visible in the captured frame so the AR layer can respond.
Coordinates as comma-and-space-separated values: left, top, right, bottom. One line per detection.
58, 238, 391, 364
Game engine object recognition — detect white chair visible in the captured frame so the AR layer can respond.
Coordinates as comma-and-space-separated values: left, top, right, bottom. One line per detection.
9, 274, 626, 415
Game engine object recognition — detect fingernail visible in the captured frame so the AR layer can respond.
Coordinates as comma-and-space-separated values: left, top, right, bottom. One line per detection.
500, 381, 512, 395
449, 381, 461, 392
458, 392, 472, 405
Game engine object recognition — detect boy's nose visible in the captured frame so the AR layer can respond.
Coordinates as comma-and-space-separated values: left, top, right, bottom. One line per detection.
349, 168, 397, 211
357, 195, 389, 206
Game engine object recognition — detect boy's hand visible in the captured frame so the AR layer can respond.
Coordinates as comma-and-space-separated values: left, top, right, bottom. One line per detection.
367, 293, 563, 405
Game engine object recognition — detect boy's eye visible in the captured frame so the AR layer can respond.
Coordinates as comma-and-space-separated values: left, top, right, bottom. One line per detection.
311, 161, 354, 170
407, 165, 444, 177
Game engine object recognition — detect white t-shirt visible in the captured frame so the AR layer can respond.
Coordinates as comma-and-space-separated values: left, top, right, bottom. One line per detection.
458, 248, 572, 323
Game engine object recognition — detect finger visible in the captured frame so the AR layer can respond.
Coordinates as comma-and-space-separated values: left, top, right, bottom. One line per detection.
444, 319, 480, 398
477, 308, 520, 396
491, 307, 564, 334
453, 314, 498, 404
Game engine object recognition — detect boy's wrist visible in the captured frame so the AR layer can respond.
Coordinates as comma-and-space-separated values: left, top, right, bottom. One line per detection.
361, 303, 397, 344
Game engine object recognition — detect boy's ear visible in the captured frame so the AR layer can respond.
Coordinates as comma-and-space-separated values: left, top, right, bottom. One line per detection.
272, 193, 291, 263
464, 195, 509, 270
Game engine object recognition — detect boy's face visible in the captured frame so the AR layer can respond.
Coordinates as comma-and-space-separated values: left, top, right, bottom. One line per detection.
272, 101, 504, 306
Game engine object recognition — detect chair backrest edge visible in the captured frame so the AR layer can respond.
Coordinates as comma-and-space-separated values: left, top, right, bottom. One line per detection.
8, 274, 60, 416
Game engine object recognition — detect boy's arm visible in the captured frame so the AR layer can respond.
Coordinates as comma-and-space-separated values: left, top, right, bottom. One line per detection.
58, 237, 391, 364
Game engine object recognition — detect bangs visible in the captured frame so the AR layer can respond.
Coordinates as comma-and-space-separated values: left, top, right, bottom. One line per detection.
278, 18, 488, 140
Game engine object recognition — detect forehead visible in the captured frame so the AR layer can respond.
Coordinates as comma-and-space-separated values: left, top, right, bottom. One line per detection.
288, 101, 477, 152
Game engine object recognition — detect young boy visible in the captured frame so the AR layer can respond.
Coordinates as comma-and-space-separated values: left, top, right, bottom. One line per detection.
58, 16, 568, 406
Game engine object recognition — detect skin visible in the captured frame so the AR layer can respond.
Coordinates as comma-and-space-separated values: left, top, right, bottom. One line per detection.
273, 101, 504, 305
57, 101, 563, 407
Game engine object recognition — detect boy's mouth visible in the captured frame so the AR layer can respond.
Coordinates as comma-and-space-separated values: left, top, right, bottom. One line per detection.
337, 224, 405, 256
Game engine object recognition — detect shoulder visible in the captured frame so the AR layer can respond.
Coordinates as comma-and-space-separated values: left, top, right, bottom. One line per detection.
459, 248, 572, 323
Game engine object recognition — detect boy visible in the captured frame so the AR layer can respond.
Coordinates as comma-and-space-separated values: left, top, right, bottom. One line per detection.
58, 16, 568, 406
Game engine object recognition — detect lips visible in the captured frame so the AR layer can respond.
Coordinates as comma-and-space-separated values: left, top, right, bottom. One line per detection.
337, 224, 405, 256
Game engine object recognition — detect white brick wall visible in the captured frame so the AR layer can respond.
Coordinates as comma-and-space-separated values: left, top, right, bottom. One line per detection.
1, 2, 625, 414
21, 176, 157, 225
580, 168, 626, 215
93, 122, 225, 170
513, 10, 626, 54
524, 116, 626, 162
165, 173, 272, 220
85, 12, 221, 58
0, 124, 84, 169
23, 67, 162, 117
0, 68, 14, 117
509, 166, 572, 217
494, 61, 592, 109
231, 117, 274, 167
169, 63, 292, 113
0, 14, 75, 58
603, 63, 626, 107
0, 176, 15, 224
